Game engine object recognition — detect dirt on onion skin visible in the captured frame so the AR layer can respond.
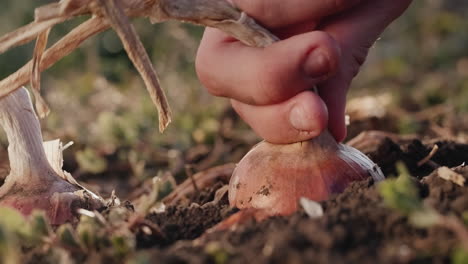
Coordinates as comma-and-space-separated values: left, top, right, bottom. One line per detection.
139, 138, 468, 264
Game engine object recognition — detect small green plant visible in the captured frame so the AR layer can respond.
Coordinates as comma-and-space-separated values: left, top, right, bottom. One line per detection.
452, 247, 468, 264
0, 207, 53, 263
0, 203, 151, 262
205, 242, 230, 264
57, 224, 82, 251
378, 162, 439, 227
76, 147, 108, 174
378, 162, 468, 264
0, 225, 20, 264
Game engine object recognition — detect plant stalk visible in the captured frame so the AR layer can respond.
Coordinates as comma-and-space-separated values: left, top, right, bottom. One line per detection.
0, 87, 57, 186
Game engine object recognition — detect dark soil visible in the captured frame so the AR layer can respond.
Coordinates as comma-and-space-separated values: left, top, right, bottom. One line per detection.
140, 137, 468, 264
139, 183, 235, 248
2, 107, 467, 264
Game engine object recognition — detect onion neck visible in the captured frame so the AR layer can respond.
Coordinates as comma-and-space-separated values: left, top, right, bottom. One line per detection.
287, 130, 339, 154
0, 88, 55, 184
309, 130, 339, 149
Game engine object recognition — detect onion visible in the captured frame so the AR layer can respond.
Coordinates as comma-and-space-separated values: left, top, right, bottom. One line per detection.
0, 88, 103, 225
229, 131, 385, 216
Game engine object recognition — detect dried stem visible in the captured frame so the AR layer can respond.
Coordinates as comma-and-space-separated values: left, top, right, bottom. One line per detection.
417, 144, 439, 167
96, 0, 171, 131
156, 0, 278, 47
0, 0, 278, 132
0, 17, 65, 54
31, 28, 52, 118
0, 17, 108, 100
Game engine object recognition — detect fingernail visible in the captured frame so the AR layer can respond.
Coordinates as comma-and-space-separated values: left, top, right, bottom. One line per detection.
304, 50, 330, 78
289, 103, 316, 132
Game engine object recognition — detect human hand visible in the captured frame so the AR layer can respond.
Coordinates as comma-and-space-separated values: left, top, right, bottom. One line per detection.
196, 0, 412, 144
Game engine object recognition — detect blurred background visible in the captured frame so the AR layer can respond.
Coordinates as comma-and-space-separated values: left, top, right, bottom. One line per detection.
0, 0, 467, 198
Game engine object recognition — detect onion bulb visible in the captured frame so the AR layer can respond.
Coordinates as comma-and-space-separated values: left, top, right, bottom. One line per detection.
0, 88, 103, 225
229, 131, 384, 216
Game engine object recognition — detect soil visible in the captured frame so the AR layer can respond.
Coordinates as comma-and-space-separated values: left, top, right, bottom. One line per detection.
139, 180, 236, 248
2, 107, 468, 264
134, 136, 468, 264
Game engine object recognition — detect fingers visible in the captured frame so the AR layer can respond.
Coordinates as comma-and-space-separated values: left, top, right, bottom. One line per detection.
198, 0, 413, 144
196, 29, 340, 105
231, 91, 328, 144
321, 0, 413, 62
319, 75, 348, 142
316, 0, 413, 142
230, 0, 362, 28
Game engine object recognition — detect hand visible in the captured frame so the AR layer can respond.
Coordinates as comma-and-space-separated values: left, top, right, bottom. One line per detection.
196, 0, 412, 143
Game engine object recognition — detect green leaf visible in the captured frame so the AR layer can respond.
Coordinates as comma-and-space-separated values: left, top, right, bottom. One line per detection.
111, 233, 135, 258
136, 176, 166, 214
452, 247, 468, 264
0, 207, 32, 240
461, 211, 468, 226
126, 252, 150, 264
378, 162, 423, 215
29, 210, 51, 243
205, 242, 229, 264
76, 148, 108, 174
76, 214, 102, 250
57, 224, 82, 251
408, 209, 440, 228
107, 206, 133, 224
0, 225, 20, 264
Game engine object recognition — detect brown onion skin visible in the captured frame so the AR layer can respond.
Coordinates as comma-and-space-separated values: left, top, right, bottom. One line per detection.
229, 131, 384, 216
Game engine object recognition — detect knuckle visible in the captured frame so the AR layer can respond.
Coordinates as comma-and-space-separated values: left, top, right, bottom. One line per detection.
306, 32, 341, 73
323, 40, 341, 73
